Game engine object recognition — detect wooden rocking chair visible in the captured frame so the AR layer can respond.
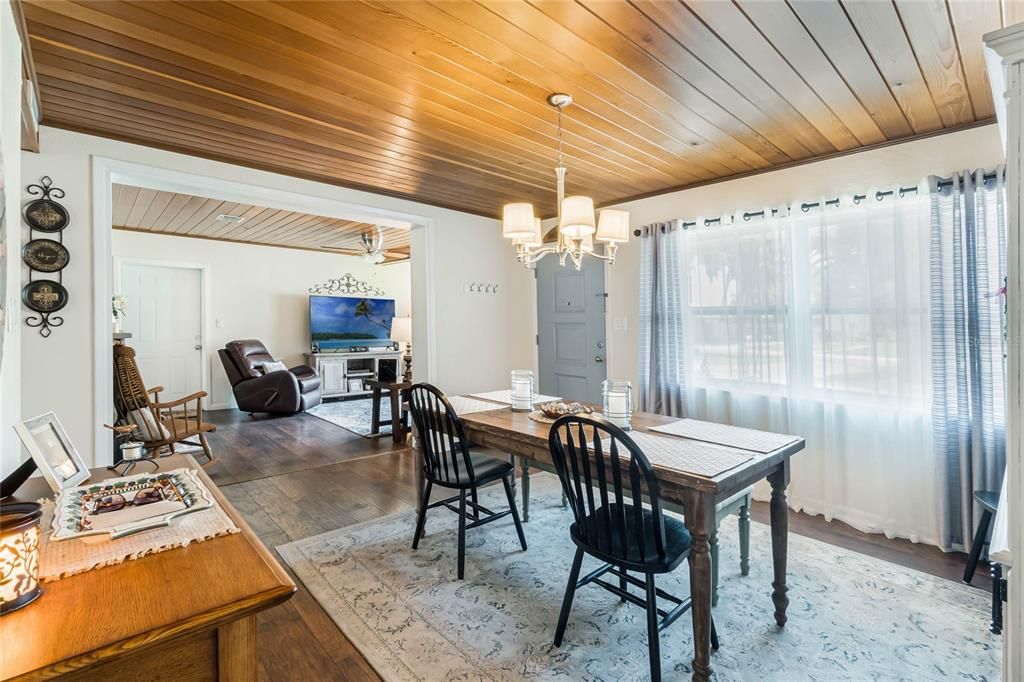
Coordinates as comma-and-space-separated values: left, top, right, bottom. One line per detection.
113, 344, 216, 465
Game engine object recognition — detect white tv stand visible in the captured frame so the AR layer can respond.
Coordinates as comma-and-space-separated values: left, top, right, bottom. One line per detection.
306, 349, 403, 399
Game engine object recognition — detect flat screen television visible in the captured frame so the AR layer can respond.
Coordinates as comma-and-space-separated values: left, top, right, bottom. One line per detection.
309, 295, 396, 351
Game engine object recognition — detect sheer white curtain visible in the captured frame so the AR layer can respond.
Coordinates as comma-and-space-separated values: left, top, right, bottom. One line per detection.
680, 194, 939, 544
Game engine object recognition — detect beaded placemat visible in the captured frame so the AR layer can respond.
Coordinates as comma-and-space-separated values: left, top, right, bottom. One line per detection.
37, 496, 240, 582
650, 419, 799, 454
448, 396, 510, 415
604, 431, 754, 478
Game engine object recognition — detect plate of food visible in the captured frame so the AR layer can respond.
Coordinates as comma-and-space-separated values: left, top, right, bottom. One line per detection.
529, 401, 597, 424
50, 468, 214, 541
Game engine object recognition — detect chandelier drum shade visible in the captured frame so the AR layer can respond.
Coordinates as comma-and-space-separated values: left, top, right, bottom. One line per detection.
501, 94, 629, 269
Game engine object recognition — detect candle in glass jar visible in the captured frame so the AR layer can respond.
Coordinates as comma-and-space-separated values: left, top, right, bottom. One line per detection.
510, 370, 534, 412
602, 380, 632, 430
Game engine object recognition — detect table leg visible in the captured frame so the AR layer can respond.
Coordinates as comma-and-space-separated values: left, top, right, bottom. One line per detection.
389, 389, 403, 444
739, 496, 751, 576
768, 462, 791, 627
508, 454, 517, 498
520, 459, 531, 522
217, 614, 257, 681
683, 490, 714, 681
371, 386, 382, 435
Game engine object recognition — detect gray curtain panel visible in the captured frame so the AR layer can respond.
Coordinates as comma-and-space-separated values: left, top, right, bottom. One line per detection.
638, 220, 687, 417
929, 167, 1007, 552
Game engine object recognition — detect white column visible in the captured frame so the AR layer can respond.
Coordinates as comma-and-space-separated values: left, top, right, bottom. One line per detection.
985, 22, 1024, 682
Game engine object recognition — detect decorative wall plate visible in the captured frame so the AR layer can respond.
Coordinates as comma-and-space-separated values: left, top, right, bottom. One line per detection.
21, 280, 69, 313
22, 239, 70, 273
23, 177, 69, 232
23, 199, 69, 233
50, 468, 214, 541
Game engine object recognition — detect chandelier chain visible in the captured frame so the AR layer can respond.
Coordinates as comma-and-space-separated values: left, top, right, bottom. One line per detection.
557, 105, 564, 170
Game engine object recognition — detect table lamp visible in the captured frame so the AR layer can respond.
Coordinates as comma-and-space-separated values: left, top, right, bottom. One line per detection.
391, 316, 413, 382
0, 501, 43, 614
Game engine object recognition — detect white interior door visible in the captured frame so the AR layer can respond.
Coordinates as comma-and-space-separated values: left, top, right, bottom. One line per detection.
119, 262, 203, 402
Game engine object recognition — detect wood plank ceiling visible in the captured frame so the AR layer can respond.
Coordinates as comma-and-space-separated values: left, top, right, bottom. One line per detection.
112, 183, 411, 262
24, 1, 1008, 218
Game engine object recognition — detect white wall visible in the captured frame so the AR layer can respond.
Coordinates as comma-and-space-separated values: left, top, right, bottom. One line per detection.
112, 231, 412, 409
22, 126, 535, 467
1, 1, 24, 479
603, 124, 1008, 385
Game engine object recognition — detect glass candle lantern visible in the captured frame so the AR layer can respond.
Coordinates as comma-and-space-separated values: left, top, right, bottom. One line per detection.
602, 380, 633, 431
0, 502, 43, 615
510, 370, 535, 412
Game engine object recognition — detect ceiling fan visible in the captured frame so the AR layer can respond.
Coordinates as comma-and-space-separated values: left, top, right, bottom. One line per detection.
360, 228, 386, 265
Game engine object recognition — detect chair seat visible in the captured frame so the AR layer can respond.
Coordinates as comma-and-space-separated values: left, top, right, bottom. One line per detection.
571, 503, 691, 572
427, 450, 513, 487
975, 490, 999, 513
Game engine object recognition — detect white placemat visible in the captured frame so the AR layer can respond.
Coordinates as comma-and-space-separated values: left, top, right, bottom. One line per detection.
649, 419, 799, 454
38, 495, 240, 582
603, 431, 754, 478
468, 389, 562, 405
448, 396, 510, 415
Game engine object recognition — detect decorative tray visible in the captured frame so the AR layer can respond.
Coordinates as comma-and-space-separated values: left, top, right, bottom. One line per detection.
50, 467, 214, 541
529, 401, 598, 424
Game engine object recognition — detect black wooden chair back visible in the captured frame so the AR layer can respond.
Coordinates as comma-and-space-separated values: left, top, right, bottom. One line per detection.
407, 383, 476, 485
548, 415, 669, 565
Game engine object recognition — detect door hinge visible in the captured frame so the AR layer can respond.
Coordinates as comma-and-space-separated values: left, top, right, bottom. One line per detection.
536, 334, 539, 346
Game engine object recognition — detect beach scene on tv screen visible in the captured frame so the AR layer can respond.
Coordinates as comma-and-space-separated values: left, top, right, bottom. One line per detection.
310, 296, 396, 350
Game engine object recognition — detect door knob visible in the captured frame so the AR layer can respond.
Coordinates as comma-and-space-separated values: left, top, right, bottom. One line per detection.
594, 356, 604, 363
194, 344, 202, 350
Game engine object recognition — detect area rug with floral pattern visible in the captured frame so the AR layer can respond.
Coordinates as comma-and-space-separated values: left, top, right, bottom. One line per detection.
279, 474, 1000, 681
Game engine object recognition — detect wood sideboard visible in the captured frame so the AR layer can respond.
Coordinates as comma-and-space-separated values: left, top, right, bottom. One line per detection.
0, 455, 295, 681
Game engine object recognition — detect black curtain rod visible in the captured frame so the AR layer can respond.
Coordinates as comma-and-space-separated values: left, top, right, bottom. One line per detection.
636, 171, 1000, 236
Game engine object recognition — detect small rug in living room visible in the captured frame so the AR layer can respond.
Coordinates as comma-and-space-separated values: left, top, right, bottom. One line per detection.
279, 474, 1000, 681
307, 398, 391, 438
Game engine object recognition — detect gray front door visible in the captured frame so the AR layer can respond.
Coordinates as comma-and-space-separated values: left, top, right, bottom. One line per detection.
536, 256, 607, 402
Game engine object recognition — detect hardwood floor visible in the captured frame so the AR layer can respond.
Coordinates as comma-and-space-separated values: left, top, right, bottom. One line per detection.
206, 409, 992, 680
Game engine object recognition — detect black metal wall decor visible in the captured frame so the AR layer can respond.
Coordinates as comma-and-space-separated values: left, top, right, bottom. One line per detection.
22, 177, 70, 337
308, 273, 386, 296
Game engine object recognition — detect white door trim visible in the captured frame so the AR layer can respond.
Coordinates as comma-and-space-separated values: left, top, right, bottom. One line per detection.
91, 156, 437, 465
113, 257, 210, 403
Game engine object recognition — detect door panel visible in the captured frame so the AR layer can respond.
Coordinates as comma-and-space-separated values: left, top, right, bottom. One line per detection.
536, 256, 607, 402
120, 263, 203, 402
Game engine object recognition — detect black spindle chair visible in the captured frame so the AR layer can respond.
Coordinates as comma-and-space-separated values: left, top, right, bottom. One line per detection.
548, 415, 718, 681
408, 383, 527, 579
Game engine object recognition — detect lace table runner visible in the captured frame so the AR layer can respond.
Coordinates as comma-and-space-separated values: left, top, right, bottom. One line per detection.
468, 389, 562, 405
650, 419, 800, 454
38, 498, 240, 582
604, 431, 754, 478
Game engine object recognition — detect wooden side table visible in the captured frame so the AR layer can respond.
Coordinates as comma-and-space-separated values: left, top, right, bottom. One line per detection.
368, 379, 412, 443
0, 454, 295, 681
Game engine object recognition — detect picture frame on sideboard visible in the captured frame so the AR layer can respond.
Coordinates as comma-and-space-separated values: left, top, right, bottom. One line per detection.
14, 412, 90, 493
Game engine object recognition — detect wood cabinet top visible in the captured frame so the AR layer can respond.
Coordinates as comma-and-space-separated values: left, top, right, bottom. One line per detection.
0, 455, 295, 680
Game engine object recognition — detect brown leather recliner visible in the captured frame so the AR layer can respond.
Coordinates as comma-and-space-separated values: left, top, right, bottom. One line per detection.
218, 339, 322, 415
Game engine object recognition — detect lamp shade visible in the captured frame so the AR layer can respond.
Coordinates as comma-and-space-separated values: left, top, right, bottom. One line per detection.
558, 196, 596, 238
502, 203, 536, 240
390, 316, 412, 344
596, 209, 630, 243
515, 217, 543, 247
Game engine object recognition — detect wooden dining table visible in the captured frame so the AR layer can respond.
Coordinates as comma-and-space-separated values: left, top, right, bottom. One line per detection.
433, 402, 805, 682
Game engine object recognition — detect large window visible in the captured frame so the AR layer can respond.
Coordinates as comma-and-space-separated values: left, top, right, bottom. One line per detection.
683, 195, 931, 407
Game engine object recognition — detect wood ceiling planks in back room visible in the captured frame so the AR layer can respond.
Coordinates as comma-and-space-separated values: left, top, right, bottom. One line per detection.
23, 0, 1005, 219
111, 184, 411, 262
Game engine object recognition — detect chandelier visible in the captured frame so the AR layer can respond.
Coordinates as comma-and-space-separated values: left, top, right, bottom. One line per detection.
501, 94, 630, 270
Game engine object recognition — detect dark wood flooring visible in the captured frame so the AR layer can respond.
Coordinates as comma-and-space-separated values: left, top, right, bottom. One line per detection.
204, 409, 991, 681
